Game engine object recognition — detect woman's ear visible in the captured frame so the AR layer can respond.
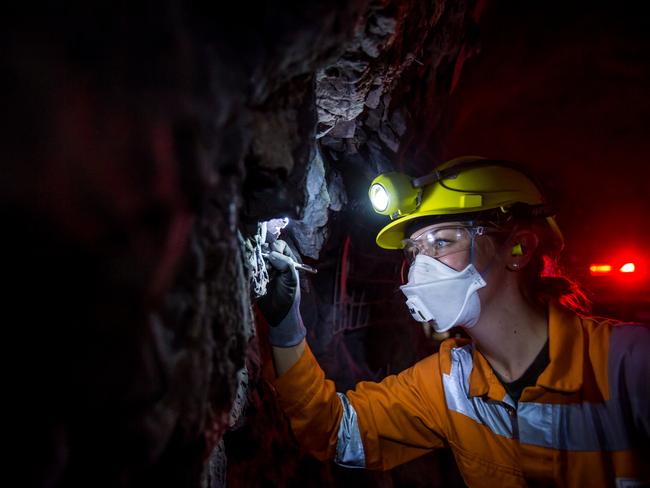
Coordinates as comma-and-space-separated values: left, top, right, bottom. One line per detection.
506, 229, 539, 271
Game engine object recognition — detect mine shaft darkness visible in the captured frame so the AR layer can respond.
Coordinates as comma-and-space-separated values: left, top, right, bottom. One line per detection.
3, 1, 649, 487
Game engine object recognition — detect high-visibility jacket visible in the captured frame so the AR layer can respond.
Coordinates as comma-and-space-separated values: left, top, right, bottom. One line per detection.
272, 302, 650, 487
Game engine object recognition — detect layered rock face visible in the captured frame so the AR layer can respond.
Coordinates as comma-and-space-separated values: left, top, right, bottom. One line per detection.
2, 1, 475, 486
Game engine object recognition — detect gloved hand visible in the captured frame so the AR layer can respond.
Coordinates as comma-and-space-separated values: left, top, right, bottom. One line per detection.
257, 240, 306, 347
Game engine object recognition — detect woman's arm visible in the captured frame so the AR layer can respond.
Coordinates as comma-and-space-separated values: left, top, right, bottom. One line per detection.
272, 342, 448, 470
272, 340, 306, 376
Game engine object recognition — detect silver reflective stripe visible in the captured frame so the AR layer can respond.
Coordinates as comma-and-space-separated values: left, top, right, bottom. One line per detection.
443, 325, 643, 452
335, 393, 366, 468
518, 400, 631, 450
615, 478, 647, 488
443, 344, 514, 438
518, 324, 645, 451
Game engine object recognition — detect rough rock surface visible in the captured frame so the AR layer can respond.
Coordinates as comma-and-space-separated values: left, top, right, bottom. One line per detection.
2, 1, 475, 486
302, 0, 476, 254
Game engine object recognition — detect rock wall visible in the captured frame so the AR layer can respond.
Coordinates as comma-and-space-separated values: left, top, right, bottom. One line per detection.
2, 1, 475, 486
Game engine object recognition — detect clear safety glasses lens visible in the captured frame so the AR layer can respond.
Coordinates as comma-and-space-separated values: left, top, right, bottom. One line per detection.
401, 225, 486, 265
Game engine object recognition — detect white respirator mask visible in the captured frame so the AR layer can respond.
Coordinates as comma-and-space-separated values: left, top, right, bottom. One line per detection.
399, 254, 486, 332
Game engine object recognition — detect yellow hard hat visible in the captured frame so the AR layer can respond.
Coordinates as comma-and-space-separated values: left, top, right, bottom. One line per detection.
369, 157, 564, 250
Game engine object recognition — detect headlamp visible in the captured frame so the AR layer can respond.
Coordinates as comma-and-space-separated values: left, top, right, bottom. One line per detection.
369, 183, 389, 212
368, 172, 420, 219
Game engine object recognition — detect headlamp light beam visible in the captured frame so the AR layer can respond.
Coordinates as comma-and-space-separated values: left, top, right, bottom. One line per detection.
370, 183, 390, 212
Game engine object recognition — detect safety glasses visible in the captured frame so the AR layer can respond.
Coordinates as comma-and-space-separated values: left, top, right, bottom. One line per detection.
401, 224, 490, 265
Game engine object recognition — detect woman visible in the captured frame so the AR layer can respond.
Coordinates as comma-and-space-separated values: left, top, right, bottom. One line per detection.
258, 157, 649, 487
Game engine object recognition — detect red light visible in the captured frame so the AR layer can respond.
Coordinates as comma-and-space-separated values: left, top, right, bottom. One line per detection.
619, 262, 636, 273
590, 264, 612, 276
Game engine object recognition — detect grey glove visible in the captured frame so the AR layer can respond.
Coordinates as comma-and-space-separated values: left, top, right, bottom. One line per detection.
257, 240, 306, 347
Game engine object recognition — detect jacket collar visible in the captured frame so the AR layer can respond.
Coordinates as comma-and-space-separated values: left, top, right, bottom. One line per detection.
468, 301, 584, 399
535, 301, 584, 392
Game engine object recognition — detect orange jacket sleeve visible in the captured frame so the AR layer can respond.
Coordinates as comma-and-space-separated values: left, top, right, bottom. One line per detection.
273, 343, 448, 470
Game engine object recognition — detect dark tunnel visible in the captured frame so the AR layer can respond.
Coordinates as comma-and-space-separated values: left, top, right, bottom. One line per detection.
3, 1, 650, 487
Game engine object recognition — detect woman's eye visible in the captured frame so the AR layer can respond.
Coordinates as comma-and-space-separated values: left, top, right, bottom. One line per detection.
433, 239, 452, 249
